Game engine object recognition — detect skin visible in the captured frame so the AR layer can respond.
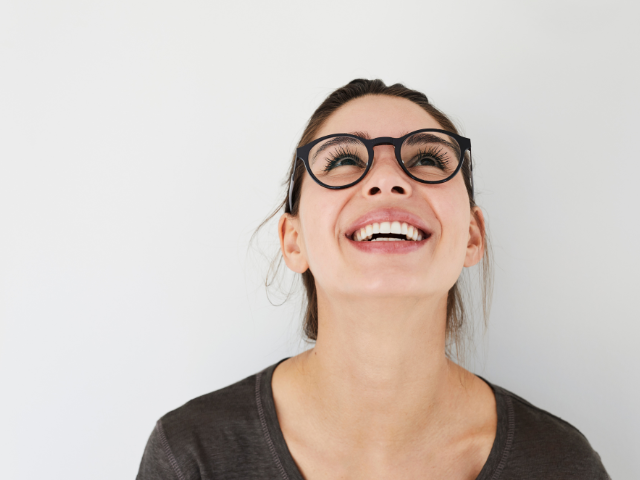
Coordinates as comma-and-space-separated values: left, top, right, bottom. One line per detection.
273, 95, 497, 480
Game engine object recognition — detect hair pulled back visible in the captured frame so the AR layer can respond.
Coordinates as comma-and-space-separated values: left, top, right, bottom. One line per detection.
257, 79, 492, 364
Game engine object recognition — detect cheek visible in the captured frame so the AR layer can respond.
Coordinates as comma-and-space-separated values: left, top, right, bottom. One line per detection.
298, 180, 344, 267
431, 182, 471, 260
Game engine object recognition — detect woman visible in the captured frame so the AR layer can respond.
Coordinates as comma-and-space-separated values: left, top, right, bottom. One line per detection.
137, 79, 609, 479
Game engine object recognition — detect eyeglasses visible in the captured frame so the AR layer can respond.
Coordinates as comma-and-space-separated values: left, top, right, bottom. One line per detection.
288, 129, 473, 212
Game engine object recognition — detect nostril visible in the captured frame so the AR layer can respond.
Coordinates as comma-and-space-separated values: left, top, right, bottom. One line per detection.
368, 187, 381, 195
392, 186, 405, 194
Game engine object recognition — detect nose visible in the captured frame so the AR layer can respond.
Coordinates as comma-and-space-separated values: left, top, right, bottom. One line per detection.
360, 145, 412, 198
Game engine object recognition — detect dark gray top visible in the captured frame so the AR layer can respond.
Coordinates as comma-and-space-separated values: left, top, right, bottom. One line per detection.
137, 358, 610, 479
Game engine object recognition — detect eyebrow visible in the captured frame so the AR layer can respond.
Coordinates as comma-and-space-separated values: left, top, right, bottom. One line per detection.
310, 132, 369, 164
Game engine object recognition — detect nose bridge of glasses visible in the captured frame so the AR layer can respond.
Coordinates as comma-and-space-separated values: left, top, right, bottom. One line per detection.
369, 137, 395, 149
371, 137, 395, 155
369, 138, 400, 167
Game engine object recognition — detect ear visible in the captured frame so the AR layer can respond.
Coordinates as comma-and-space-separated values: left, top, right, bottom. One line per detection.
464, 206, 485, 268
278, 213, 309, 274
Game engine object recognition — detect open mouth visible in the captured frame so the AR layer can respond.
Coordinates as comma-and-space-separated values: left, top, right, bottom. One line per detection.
350, 221, 428, 242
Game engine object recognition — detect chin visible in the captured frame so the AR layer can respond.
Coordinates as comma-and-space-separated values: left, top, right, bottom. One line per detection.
343, 275, 434, 299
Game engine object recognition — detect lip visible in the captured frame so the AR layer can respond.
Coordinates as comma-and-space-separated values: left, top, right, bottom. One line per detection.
345, 207, 432, 239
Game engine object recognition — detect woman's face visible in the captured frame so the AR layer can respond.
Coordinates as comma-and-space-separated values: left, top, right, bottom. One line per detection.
280, 95, 484, 302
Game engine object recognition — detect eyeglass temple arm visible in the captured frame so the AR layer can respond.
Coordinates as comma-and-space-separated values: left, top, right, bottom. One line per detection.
468, 149, 475, 203
288, 158, 297, 213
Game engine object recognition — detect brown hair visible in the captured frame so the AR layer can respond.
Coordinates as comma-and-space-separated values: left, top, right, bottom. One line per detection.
255, 79, 492, 365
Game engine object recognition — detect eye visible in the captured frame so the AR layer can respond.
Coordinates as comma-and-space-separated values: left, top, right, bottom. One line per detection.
323, 147, 367, 172
416, 155, 438, 166
409, 147, 450, 169
330, 156, 358, 168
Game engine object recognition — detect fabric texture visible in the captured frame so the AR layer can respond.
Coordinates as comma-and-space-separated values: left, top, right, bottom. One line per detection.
136, 358, 610, 479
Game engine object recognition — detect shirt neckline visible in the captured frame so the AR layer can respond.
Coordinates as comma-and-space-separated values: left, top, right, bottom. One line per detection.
257, 357, 513, 480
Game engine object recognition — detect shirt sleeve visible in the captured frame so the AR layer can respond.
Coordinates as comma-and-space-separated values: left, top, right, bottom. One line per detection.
136, 420, 187, 480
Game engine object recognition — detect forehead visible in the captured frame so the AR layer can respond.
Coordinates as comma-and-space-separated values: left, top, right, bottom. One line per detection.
315, 95, 443, 140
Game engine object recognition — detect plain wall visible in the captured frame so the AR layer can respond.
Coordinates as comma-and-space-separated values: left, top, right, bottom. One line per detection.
1, 1, 638, 478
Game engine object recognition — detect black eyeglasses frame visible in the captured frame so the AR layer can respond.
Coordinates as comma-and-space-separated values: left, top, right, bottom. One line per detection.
288, 129, 473, 213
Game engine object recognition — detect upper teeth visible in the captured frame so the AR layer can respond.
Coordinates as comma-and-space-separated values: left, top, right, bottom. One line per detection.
353, 221, 424, 242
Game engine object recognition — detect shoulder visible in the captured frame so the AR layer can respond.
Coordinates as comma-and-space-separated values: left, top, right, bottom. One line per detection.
160, 372, 259, 438
137, 368, 278, 479
492, 383, 610, 479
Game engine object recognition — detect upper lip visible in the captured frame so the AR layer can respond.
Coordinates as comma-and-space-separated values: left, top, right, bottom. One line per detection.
345, 208, 433, 238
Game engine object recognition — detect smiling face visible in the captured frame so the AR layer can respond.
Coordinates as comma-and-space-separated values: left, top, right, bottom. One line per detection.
279, 94, 484, 304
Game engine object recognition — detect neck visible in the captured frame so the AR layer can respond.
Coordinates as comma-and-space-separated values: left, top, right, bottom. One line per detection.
287, 288, 471, 450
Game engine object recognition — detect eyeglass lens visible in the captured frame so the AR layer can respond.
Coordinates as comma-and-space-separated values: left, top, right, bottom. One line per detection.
308, 132, 462, 187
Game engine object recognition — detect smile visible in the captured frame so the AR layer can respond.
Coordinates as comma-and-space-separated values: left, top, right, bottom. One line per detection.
351, 221, 427, 242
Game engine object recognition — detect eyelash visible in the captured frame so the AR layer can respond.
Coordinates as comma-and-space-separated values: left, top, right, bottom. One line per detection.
322, 145, 450, 172
323, 147, 366, 172
414, 146, 450, 168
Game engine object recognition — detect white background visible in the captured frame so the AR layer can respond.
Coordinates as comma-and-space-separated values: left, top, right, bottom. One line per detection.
1, 1, 638, 478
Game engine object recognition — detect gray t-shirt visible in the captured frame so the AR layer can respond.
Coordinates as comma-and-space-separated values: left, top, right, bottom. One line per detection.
137, 358, 610, 479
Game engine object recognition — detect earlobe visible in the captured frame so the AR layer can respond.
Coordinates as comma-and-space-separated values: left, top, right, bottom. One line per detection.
278, 213, 309, 274
464, 207, 485, 268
